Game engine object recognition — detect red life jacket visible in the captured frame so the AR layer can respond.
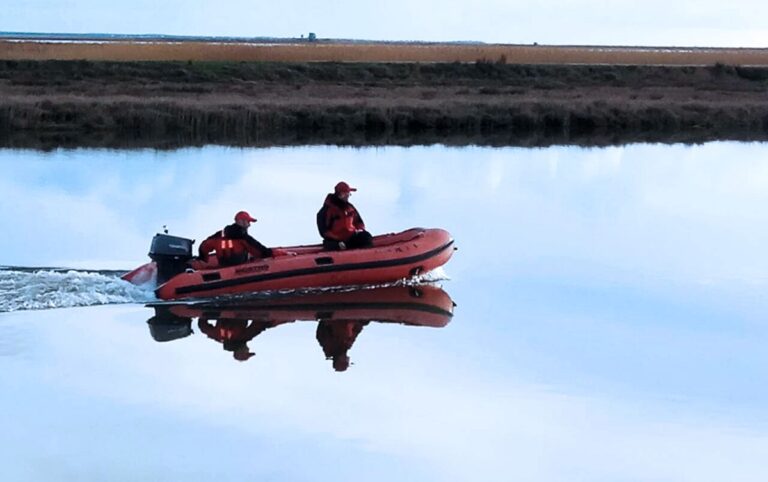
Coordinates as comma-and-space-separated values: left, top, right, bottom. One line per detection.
199, 228, 249, 266
214, 320, 250, 341
216, 231, 249, 266
198, 319, 270, 343
321, 194, 365, 241
316, 320, 367, 358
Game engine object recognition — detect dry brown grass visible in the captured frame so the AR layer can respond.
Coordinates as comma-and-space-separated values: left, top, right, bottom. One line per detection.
2, 60, 768, 149
4, 40, 768, 65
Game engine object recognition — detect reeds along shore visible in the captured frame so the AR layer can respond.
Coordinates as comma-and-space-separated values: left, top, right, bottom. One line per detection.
1, 60, 768, 149
4, 40, 768, 65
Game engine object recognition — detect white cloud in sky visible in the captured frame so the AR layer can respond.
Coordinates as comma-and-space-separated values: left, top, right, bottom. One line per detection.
4, 305, 767, 482
5, 142, 768, 295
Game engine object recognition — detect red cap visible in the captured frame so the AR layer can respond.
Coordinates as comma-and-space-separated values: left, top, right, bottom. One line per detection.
234, 211, 257, 223
334, 181, 357, 194
233, 349, 255, 361
332, 355, 350, 372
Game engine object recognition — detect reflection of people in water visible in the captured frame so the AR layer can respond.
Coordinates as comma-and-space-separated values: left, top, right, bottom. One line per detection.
198, 318, 282, 362
315, 319, 370, 371
150, 285, 453, 366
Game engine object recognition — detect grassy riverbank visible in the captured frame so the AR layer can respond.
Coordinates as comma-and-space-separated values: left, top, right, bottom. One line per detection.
2, 60, 768, 149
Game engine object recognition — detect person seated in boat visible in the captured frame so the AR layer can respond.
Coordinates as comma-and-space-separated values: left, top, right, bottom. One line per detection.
316, 181, 373, 251
198, 317, 286, 362
198, 210, 292, 267
315, 318, 370, 372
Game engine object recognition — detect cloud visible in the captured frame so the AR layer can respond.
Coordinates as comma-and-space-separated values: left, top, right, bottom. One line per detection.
10, 306, 768, 482
5, 143, 768, 295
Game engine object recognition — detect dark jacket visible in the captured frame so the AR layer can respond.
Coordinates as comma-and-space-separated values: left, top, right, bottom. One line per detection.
315, 320, 368, 359
198, 223, 273, 266
316, 194, 365, 242
198, 318, 271, 345
316, 319, 369, 371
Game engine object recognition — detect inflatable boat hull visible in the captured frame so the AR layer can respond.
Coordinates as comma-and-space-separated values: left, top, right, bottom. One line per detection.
152, 285, 454, 328
125, 228, 454, 300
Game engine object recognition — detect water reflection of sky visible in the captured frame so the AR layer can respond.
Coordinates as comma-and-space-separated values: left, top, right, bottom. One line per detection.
2, 143, 768, 481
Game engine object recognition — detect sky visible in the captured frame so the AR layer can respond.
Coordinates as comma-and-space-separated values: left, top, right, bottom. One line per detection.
3, 0, 768, 47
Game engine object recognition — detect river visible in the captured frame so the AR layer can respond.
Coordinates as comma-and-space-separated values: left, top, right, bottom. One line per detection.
1, 143, 768, 481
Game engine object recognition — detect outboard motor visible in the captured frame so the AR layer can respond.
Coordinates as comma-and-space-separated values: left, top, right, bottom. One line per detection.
149, 233, 194, 285
147, 307, 193, 342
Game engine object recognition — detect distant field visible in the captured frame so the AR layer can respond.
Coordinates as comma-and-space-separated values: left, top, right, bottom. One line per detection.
3, 40, 768, 65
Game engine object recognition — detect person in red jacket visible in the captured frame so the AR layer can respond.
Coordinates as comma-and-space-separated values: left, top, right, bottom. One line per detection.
315, 319, 370, 372
316, 181, 373, 250
198, 211, 288, 267
198, 317, 287, 362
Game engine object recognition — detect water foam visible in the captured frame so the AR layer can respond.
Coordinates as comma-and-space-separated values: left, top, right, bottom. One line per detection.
411, 266, 451, 283
0, 268, 156, 312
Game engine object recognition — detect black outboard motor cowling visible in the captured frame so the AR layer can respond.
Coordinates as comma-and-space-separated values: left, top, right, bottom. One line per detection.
147, 306, 193, 342
149, 234, 194, 285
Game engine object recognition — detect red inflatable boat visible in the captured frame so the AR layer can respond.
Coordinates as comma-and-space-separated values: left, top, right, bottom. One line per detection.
151, 284, 454, 329
146, 285, 455, 369
123, 228, 455, 300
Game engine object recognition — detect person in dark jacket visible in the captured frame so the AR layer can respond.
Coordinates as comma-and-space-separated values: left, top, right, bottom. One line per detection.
316, 182, 373, 250
198, 211, 285, 267
315, 319, 370, 372
198, 317, 286, 362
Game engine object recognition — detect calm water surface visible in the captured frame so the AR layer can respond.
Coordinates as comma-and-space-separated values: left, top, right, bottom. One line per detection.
2, 144, 768, 481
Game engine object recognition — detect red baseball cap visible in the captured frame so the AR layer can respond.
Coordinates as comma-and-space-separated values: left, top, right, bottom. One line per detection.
234, 211, 257, 223
334, 181, 357, 193
233, 349, 255, 361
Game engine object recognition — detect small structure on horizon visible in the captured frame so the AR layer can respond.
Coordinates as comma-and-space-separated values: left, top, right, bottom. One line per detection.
308, 32, 317, 42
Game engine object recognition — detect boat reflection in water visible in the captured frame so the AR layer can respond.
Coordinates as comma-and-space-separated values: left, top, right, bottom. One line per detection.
146, 285, 455, 371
